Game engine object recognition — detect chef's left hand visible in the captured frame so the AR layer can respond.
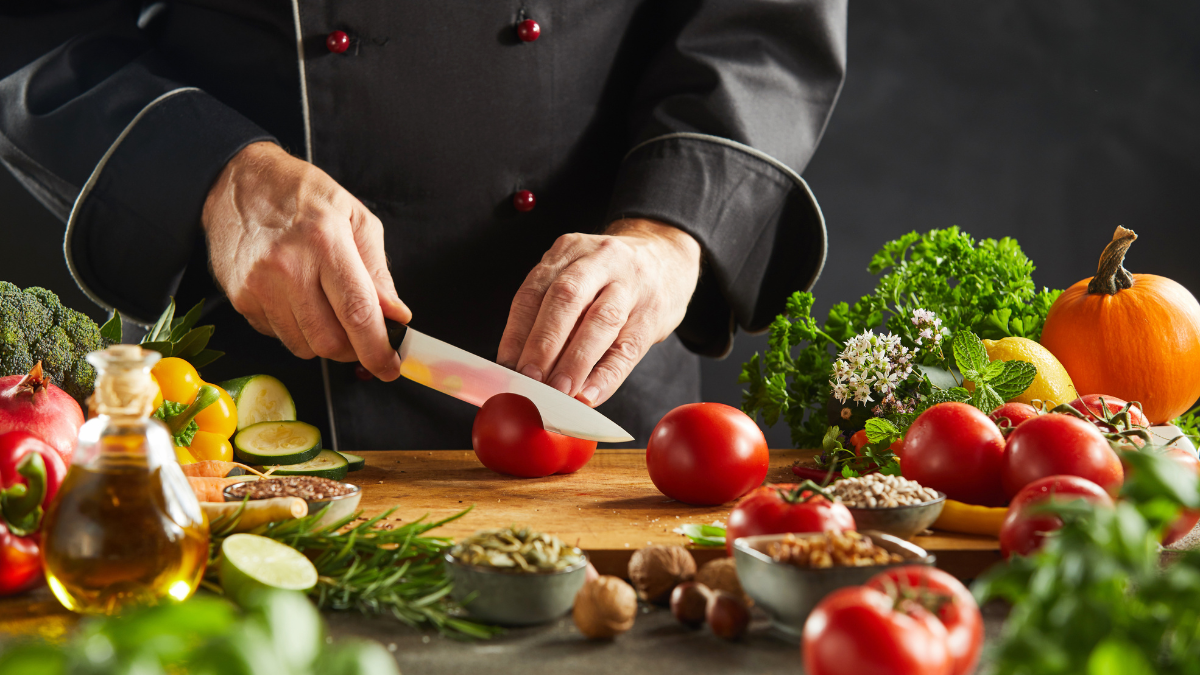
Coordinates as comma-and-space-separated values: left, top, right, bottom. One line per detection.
498, 218, 702, 407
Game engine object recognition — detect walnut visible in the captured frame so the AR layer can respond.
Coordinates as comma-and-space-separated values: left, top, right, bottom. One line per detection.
695, 557, 749, 605
573, 575, 637, 639
627, 545, 696, 604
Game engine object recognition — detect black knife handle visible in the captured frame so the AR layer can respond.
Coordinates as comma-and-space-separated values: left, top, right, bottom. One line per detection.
384, 319, 408, 351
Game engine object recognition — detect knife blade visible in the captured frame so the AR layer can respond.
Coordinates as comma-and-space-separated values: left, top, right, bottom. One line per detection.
385, 321, 633, 443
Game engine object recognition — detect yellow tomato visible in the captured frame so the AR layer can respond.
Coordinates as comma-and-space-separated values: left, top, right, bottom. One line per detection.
189, 431, 233, 462
152, 357, 202, 404
150, 373, 164, 411
193, 384, 238, 438
174, 446, 197, 465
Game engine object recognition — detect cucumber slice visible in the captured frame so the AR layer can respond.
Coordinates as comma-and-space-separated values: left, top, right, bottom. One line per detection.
339, 452, 365, 472
234, 421, 321, 465
219, 375, 297, 430
268, 450, 349, 480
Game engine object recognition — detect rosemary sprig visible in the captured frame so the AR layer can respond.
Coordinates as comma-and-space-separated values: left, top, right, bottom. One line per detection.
207, 505, 500, 639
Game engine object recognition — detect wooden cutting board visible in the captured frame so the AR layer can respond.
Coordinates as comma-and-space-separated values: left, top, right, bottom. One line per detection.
355, 449, 1001, 580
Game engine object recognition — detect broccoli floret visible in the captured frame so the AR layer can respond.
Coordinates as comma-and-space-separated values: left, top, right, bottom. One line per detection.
0, 283, 107, 407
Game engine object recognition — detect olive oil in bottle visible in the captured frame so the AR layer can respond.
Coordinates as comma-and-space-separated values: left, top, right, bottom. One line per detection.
41, 346, 209, 615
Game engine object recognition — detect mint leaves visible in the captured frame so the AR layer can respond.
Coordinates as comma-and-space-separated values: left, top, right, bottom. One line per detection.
952, 331, 1037, 413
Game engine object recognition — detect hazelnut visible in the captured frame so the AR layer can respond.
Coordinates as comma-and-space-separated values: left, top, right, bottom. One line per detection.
706, 591, 750, 641
670, 581, 711, 628
627, 545, 696, 604
695, 557, 749, 605
573, 575, 637, 639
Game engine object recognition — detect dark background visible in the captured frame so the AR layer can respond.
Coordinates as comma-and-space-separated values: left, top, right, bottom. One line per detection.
3, 1, 1198, 447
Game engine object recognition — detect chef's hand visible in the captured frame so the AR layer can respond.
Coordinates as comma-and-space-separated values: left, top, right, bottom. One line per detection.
498, 218, 702, 407
201, 141, 410, 380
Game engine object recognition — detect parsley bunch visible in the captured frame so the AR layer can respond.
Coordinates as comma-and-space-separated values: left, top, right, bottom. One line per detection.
740, 227, 1060, 448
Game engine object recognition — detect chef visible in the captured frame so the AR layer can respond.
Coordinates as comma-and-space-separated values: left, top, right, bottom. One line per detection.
0, 2, 846, 450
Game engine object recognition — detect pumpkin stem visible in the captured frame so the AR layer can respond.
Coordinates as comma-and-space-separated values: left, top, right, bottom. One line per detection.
1088, 226, 1138, 295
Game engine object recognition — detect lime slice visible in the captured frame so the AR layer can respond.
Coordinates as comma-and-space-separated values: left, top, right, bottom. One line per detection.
220, 533, 318, 606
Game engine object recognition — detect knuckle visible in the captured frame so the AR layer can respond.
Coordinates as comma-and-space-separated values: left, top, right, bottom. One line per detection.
589, 301, 626, 331
523, 330, 560, 358
546, 275, 587, 306
338, 294, 378, 332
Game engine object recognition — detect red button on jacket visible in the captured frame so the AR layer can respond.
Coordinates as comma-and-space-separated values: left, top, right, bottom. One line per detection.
326, 30, 350, 54
517, 19, 541, 42
513, 190, 536, 212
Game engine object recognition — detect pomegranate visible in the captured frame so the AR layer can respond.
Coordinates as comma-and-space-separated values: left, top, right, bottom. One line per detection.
0, 362, 83, 465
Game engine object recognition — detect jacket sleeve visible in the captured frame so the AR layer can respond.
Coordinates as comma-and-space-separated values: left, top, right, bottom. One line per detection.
0, 2, 275, 323
605, 0, 847, 357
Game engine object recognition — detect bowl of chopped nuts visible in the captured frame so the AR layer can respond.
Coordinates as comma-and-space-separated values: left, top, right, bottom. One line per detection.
223, 476, 362, 527
828, 474, 946, 540
444, 526, 589, 626
733, 530, 934, 638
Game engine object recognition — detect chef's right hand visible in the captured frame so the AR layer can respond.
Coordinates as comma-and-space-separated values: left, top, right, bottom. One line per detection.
201, 141, 410, 380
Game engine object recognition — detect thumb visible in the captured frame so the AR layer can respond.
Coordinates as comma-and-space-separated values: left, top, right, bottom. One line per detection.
351, 208, 412, 324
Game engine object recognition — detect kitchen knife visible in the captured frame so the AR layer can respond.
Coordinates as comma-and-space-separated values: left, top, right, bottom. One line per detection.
384, 320, 634, 443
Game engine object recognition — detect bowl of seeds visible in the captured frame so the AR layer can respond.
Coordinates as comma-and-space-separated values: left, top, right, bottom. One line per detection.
827, 474, 946, 540
733, 530, 934, 637
445, 525, 589, 626
223, 476, 361, 527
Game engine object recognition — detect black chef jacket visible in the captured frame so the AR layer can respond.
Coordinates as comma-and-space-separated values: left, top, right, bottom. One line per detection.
0, 1, 846, 450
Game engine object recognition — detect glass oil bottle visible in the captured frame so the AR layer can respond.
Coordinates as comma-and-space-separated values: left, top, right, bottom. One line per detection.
41, 345, 209, 614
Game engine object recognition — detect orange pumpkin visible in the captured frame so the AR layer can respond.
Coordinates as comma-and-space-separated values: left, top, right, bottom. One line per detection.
1040, 226, 1200, 424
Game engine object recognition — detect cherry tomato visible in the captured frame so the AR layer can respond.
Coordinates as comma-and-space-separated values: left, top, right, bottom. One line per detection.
988, 402, 1039, 429
151, 357, 202, 405
803, 586, 953, 675
192, 384, 238, 438
188, 431, 234, 463
472, 393, 596, 478
646, 403, 768, 506
901, 402, 1008, 507
1068, 394, 1149, 432
1158, 448, 1200, 547
849, 429, 870, 454
1002, 413, 1123, 498
725, 483, 855, 556
865, 566, 983, 675
999, 475, 1113, 557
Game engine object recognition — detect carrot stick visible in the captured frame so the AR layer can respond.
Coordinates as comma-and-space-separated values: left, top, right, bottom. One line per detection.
187, 476, 256, 502
181, 461, 270, 478
201, 497, 307, 532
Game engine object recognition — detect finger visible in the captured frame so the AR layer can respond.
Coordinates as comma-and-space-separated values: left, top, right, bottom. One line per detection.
497, 234, 590, 371
543, 283, 630, 397
514, 256, 611, 390
291, 285, 354, 361
320, 236, 403, 380
261, 291, 316, 360
351, 208, 412, 324
574, 323, 651, 407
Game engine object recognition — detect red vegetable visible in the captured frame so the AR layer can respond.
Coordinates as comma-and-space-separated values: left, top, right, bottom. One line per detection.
0, 431, 66, 595
1001, 413, 1123, 498
0, 362, 84, 465
865, 566, 983, 675
646, 403, 768, 506
901, 402, 1008, 507
1158, 448, 1200, 547
725, 483, 855, 556
803, 586, 953, 675
471, 393, 597, 478
999, 475, 1113, 558
1067, 394, 1149, 437
988, 402, 1040, 430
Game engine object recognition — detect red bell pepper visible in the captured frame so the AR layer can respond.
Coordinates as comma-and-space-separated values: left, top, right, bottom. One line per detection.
0, 430, 67, 595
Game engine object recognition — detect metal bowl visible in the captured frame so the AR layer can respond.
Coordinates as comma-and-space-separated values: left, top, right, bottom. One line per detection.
444, 552, 589, 626
222, 480, 362, 527
733, 531, 935, 637
846, 491, 947, 540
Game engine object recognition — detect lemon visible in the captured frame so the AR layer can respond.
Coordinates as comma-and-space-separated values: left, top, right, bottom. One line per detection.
981, 337, 1079, 407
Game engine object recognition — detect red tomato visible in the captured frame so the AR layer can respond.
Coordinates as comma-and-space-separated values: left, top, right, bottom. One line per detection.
901, 402, 1008, 507
988, 402, 1040, 429
865, 566, 983, 675
1160, 448, 1200, 547
1068, 394, 1149, 431
471, 393, 597, 478
1001, 414, 1123, 498
725, 484, 855, 556
646, 403, 768, 506
803, 586, 953, 675
849, 429, 870, 454
999, 475, 1114, 557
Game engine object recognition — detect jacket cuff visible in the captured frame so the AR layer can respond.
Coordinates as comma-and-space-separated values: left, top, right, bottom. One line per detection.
606, 133, 827, 358
65, 88, 275, 323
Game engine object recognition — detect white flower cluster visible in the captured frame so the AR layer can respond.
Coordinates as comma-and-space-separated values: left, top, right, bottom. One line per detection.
830, 330, 915, 404
911, 308, 944, 348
